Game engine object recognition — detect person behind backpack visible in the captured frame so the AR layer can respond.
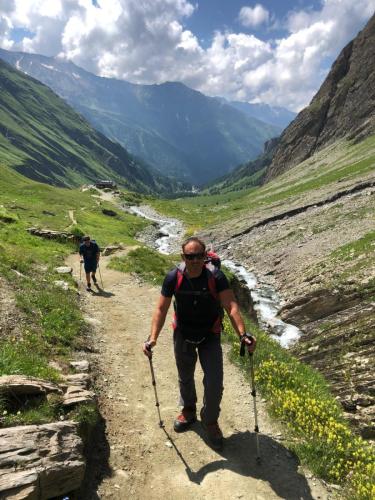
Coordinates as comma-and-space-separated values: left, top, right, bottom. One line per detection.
142, 236, 256, 450
79, 235, 100, 291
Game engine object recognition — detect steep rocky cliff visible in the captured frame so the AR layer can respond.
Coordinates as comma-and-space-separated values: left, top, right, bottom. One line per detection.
266, 13, 375, 181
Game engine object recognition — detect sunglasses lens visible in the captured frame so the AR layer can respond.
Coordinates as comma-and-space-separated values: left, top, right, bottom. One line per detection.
184, 253, 204, 260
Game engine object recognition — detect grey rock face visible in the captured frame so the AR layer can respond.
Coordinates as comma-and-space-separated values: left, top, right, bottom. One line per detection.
266, 14, 375, 180
0, 375, 62, 397
70, 360, 90, 372
102, 244, 124, 256
0, 421, 85, 499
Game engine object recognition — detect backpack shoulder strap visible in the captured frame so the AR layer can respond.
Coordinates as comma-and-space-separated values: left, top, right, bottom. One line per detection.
205, 265, 219, 299
174, 263, 186, 293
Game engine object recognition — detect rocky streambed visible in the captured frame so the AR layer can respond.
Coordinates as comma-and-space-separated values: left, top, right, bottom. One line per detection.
127, 204, 184, 254
200, 181, 375, 439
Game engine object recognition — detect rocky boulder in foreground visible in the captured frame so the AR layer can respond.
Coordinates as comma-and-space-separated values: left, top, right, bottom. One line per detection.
0, 421, 85, 499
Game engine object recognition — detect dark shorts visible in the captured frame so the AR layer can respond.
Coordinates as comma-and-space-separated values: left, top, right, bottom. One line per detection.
84, 261, 97, 273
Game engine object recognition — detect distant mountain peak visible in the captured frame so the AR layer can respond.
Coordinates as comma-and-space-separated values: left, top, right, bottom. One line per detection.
226, 99, 296, 129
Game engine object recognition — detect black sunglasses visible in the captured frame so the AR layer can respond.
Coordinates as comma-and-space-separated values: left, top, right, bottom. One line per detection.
183, 252, 205, 260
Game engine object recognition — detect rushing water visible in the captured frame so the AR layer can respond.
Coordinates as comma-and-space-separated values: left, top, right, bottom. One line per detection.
130, 205, 301, 348
222, 260, 301, 348
128, 205, 184, 254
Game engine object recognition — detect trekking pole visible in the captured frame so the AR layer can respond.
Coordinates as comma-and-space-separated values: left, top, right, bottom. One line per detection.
146, 346, 164, 428
240, 339, 261, 463
98, 263, 104, 288
79, 261, 82, 281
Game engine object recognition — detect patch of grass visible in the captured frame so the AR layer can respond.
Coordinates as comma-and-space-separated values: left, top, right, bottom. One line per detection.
16, 277, 84, 350
1, 394, 99, 430
223, 317, 375, 499
318, 321, 335, 332
69, 224, 85, 239
2, 395, 63, 427
109, 246, 178, 285
0, 341, 60, 380
69, 402, 100, 441
330, 231, 375, 262
0, 205, 18, 223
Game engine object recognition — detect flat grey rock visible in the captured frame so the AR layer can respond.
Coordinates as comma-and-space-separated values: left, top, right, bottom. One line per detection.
0, 421, 85, 499
55, 266, 73, 274
70, 360, 90, 372
0, 375, 62, 396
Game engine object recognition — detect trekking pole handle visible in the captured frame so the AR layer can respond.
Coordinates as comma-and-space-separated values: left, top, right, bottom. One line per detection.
144, 340, 154, 358
240, 333, 255, 356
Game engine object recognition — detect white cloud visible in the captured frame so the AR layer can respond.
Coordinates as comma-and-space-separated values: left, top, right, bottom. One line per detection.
238, 4, 270, 27
0, 0, 374, 111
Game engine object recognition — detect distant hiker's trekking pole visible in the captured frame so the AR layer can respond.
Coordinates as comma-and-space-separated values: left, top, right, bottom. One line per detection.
145, 342, 164, 428
240, 335, 261, 463
98, 263, 104, 288
79, 260, 82, 281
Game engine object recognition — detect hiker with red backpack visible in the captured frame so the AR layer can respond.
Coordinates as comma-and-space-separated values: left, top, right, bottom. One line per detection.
143, 236, 256, 450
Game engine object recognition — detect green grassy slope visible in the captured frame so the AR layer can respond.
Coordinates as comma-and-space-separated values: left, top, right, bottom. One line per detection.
0, 163, 149, 427
0, 59, 174, 194
203, 139, 279, 195
149, 135, 375, 231
0, 163, 149, 244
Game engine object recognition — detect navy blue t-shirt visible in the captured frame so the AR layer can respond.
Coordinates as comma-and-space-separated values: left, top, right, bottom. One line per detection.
79, 241, 100, 262
162, 266, 229, 333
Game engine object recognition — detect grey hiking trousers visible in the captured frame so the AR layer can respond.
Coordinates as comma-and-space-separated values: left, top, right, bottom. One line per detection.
173, 328, 223, 424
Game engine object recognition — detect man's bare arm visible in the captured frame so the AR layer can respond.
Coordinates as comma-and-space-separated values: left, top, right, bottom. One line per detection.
220, 289, 257, 352
219, 289, 246, 338
149, 295, 172, 346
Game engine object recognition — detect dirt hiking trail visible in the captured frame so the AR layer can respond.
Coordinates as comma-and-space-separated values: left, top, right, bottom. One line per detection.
66, 252, 330, 500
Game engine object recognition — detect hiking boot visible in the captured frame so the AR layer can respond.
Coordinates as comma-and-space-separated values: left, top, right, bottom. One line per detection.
173, 407, 196, 432
86, 284, 91, 291
201, 421, 223, 450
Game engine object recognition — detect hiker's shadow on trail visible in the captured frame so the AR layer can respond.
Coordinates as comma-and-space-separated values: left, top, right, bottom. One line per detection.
90, 286, 115, 298
168, 427, 315, 500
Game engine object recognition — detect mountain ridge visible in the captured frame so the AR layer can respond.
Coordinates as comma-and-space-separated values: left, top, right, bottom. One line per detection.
0, 58, 179, 193
228, 100, 295, 129
0, 48, 280, 185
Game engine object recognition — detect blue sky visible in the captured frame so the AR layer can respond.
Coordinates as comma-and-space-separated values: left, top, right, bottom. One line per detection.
0, 1, 374, 111
184, 0, 322, 46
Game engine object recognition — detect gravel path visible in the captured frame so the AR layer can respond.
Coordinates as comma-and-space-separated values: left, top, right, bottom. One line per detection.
66, 253, 330, 500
